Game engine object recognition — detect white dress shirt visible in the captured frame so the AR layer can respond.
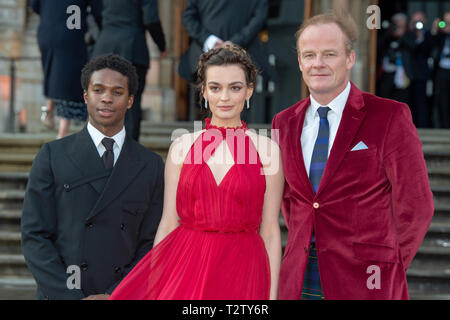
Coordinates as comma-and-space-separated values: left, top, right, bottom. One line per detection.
203, 34, 220, 52
301, 81, 351, 177
87, 122, 126, 167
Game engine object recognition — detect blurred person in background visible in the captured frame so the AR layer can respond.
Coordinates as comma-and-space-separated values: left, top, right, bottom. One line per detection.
377, 13, 412, 106
178, 0, 273, 120
31, 0, 102, 139
93, 0, 168, 142
403, 11, 433, 128
431, 11, 450, 128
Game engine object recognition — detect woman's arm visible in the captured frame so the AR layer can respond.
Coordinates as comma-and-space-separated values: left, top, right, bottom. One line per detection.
153, 131, 203, 247
152, 141, 183, 247
257, 135, 284, 300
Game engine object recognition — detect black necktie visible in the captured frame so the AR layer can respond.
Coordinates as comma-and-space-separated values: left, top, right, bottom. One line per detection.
101, 137, 115, 169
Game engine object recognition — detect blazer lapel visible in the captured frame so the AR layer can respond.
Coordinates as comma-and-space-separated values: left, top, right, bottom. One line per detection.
86, 134, 146, 221
285, 98, 315, 200
316, 83, 366, 197
67, 127, 108, 195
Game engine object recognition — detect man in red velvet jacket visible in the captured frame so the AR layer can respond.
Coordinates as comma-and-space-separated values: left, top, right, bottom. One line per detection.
271, 11, 434, 300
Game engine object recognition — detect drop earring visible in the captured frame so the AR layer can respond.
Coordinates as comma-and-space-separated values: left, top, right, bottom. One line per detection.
204, 98, 208, 109
246, 99, 250, 109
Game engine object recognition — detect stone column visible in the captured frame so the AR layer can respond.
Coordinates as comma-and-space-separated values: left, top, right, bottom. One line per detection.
142, 0, 177, 122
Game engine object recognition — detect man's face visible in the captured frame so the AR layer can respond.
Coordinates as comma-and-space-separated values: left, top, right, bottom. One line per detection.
84, 68, 133, 136
297, 23, 355, 102
393, 18, 407, 37
444, 12, 450, 34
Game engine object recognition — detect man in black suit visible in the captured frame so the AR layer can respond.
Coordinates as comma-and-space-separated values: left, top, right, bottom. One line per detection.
21, 54, 164, 300
178, 0, 272, 121
93, 0, 167, 141
431, 12, 450, 128
404, 11, 433, 128
179, 0, 270, 82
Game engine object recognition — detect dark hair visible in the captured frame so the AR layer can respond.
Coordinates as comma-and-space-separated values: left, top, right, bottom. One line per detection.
196, 42, 258, 90
81, 54, 138, 96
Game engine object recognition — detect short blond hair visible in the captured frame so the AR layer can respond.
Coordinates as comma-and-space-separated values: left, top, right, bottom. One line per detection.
295, 10, 359, 55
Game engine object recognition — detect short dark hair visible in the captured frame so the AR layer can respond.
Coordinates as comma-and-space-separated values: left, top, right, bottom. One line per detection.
81, 54, 138, 96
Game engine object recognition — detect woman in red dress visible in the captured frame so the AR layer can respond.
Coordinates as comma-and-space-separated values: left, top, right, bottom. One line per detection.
109, 43, 284, 300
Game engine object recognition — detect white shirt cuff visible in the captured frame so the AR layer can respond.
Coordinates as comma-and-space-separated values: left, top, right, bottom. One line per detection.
203, 35, 220, 52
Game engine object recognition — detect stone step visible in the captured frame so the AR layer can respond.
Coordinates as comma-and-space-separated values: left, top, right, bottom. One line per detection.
428, 167, 450, 186
0, 190, 25, 211
0, 172, 28, 190
407, 258, 450, 297
0, 254, 31, 278
0, 154, 36, 173
0, 277, 36, 300
409, 290, 450, 300
0, 231, 21, 254
0, 208, 21, 230
434, 202, 450, 218
432, 186, 450, 205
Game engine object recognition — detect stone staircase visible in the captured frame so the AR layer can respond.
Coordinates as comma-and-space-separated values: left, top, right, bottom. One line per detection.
0, 123, 449, 299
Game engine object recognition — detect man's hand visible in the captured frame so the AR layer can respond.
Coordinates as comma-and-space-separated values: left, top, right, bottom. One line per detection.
213, 39, 224, 49
431, 18, 440, 35
82, 294, 110, 300
160, 50, 169, 59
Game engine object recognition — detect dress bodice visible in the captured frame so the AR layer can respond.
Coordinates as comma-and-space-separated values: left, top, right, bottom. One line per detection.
176, 119, 266, 233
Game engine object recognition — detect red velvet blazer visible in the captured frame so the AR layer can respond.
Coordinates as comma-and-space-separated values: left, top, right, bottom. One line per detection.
272, 83, 434, 300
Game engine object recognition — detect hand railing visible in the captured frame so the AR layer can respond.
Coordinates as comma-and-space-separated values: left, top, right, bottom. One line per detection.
0, 56, 40, 133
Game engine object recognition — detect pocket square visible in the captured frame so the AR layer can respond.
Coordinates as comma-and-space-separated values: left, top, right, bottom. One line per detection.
351, 141, 368, 151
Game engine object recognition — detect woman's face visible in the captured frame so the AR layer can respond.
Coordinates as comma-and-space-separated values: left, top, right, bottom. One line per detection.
202, 64, 253, 125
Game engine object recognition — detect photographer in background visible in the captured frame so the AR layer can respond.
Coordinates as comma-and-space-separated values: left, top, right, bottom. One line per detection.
431, 11, 450, 128
404, 11, 433, 128
377, 13, 413, 106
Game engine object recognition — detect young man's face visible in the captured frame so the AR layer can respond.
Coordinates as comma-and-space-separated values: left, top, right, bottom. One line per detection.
84, 68, 134, 136
297, 23, 355, 102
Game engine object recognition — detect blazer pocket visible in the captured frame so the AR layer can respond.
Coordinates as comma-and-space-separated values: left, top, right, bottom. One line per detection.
122, 201, 148, 216
344, 147, 378, 161
352, 241, 399, 264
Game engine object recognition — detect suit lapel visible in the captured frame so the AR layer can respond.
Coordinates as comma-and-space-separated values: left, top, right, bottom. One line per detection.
285, 99, 315, 200
86, 134, 146, 221
67, 127, 108, 195
316, 83, 366, 197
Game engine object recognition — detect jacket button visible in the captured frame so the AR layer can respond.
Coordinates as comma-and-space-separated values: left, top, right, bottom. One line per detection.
85, 222, 94, 228
63, 184, 70, 190
313, 202, 320, 209
114, 266, 121, 273
80, 263, 88, 271
120, 224, 125, 230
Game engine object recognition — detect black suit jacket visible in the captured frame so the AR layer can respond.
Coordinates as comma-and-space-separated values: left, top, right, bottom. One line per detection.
92, 0, 166, 68
178, 0, 273, 82
21, 127, 164, 299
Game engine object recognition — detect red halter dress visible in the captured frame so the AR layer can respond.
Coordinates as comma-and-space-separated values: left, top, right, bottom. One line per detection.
109, 119, 269, 299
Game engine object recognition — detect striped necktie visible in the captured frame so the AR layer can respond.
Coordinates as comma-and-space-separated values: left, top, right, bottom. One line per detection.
309, 106, 330, 193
